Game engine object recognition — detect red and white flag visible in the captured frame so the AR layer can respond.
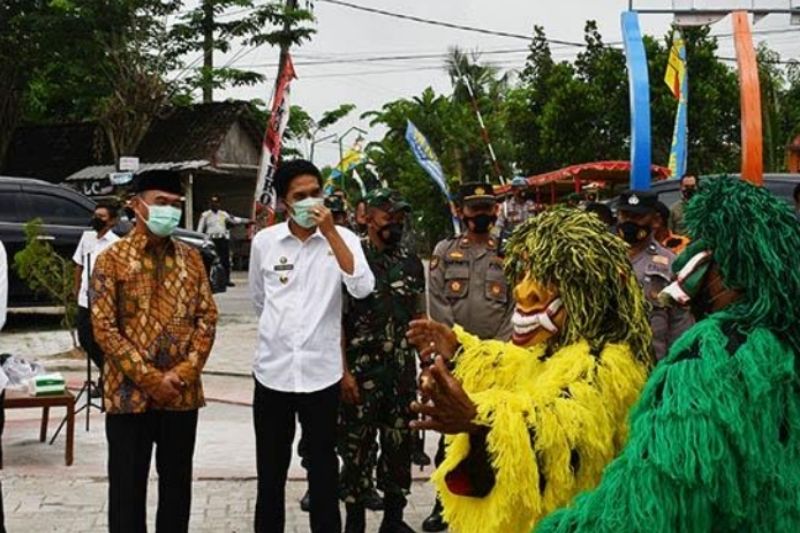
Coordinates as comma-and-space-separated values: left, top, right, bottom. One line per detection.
253, 54, 296, 230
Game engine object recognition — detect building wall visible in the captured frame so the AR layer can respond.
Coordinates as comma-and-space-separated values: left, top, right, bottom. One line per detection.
215, 123, 260, 167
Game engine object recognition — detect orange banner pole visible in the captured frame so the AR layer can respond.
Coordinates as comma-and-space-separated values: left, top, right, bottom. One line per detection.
732, 11, 763, 186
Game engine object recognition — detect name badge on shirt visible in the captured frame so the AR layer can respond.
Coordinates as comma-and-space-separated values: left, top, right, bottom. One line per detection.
274, 264, 294, 272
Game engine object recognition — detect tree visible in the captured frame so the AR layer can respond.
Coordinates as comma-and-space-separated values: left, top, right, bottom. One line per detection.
169, 0, 315, 102
14, 220, 78, 346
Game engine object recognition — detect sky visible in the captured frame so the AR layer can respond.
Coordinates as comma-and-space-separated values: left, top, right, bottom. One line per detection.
177, 0, 800, 168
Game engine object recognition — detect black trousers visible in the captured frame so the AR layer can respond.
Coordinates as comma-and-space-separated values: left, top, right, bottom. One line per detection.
212, 238, 231, 284
106, 409, 199, 533
77, 306, 103, 371
253, 379, 341, 533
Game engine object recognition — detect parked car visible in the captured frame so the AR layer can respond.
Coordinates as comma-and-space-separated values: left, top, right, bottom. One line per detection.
0, 176, 226, 308
608, 173, 800, 210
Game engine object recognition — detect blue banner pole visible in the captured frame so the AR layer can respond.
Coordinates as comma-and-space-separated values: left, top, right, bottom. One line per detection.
622, 11, 652, 191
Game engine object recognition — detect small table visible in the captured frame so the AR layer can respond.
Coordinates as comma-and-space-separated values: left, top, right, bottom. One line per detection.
2, 390, 75, 467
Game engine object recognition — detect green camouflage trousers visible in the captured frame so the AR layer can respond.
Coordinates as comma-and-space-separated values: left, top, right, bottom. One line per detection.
338, 362, 415, 505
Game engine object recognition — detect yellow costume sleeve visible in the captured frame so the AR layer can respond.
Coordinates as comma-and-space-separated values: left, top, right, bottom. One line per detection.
433, 329, 648, 533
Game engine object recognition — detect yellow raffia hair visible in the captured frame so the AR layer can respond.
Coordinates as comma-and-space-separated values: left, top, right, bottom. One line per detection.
505, 207, 653, 364
432, 327, 648, 533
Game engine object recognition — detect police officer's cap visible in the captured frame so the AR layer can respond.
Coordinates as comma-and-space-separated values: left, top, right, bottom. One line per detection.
511, 176, 528, 188
459, 182, 496, 207
618, 189, 658, 215
364, 188, 411, 213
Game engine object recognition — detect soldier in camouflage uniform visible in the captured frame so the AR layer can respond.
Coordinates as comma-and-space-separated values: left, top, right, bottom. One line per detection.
339, 188, 425, 533
617, 190, 694, 360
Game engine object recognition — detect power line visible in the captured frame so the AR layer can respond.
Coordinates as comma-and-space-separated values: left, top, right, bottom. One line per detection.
316, 0, 588, 48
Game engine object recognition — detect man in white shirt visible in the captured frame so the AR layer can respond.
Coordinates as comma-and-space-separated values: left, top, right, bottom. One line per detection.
197, 195, 249, 287
72, 202, 120, 377
249, 159, 375, 533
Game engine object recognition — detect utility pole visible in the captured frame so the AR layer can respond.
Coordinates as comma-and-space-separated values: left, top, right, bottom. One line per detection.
202, 0, 214, 103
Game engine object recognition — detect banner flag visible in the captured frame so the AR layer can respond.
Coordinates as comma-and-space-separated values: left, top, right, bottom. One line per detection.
621, 11, 652, 191
665, 32, 688, 178
253, 54, 296, 230
404, 120, 460, 234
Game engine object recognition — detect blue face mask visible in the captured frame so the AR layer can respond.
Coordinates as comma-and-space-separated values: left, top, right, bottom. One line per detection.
290, 197, 324, 229
144, 203, 182, 237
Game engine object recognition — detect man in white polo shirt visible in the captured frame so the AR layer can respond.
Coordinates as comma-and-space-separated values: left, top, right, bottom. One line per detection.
72, 201, 120, 385
249, 159, 374, 533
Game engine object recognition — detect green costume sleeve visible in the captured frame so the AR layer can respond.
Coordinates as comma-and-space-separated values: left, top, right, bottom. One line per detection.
536, 318, 800, 533
433, 328, 648, 533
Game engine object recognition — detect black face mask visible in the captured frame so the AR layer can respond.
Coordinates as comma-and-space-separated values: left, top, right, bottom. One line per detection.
464, 214, 497, 234
682, 187, 697, 201
124, 207, 136, 220
90, 217, 106, 232
617, 221, 651, 244
379, 223, 404, 246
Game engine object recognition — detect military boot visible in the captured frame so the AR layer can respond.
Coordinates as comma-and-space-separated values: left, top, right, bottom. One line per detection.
378, 492, 415, 533
421, 499, 447, 532
344, 503, 366, 533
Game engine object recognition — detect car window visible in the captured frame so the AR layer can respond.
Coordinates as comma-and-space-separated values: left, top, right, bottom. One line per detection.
0, 190, 22, 222
27, 193, 92, 225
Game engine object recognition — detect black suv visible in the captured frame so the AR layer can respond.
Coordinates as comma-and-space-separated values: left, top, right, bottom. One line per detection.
0, 176, 225, 308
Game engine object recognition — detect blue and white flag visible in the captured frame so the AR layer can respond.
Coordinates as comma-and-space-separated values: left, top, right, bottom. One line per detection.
404, 120, 460, 234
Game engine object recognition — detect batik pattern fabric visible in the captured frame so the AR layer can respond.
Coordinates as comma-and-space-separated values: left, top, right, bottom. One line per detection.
432, 327, 648, 533
91, 231, 218, 414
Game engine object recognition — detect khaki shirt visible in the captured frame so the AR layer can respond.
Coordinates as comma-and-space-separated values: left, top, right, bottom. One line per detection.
631, 238, 694, 361
668, 201, 688, 236
428, 235, 514, 341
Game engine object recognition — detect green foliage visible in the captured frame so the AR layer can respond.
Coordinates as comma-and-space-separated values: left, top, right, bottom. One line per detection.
169, 0, 315, 98
14, 220, 78, 346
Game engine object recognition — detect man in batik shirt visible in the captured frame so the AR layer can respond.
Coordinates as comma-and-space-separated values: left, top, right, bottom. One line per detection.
92, 169, 218, 533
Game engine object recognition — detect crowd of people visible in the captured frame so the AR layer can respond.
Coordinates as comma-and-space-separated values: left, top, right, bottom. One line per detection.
8, 161, 797, 533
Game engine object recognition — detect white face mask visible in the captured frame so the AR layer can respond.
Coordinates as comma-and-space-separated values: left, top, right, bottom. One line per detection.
512, 298, 563, 337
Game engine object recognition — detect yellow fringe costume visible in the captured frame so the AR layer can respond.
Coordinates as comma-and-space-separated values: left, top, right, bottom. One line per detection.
430, 207, 654, 533
433, 328, 648, 533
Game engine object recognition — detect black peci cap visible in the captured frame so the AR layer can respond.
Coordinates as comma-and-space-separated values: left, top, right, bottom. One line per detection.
133, 169, 184, 196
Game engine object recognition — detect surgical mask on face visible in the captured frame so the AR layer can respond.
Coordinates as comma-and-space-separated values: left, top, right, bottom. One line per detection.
464, 214, 497, 234
290, 197, 324, 229
379, 222, 404, 246
90, 217, 106, 232
617, 221, 651, 244
143, 202, 182, 237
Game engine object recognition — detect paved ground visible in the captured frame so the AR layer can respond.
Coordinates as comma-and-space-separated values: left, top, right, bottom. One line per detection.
1, 274, 443, 532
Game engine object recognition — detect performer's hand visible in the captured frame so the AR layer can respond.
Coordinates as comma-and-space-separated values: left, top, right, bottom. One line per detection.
407, 319, 459, 361
341, 371, 361, 405
310, 203, 336, 236
410, 357, 478, 435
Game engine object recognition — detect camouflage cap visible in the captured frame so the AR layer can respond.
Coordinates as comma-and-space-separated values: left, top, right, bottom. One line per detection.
364, 188, 411, 213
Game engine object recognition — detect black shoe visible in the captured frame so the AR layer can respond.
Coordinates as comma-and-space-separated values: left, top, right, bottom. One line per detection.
379, 519, 416, 533
345, 503, 366, 533
412, 448, 432, 467
364, 487, 384, 511
421, 503, 447, 532
227, 281, 236, 287
300, 489, 310, 513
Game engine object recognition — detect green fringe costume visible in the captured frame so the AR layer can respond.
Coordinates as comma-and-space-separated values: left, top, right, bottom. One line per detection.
537, 178, 800, 532
432, 208, 653, 533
